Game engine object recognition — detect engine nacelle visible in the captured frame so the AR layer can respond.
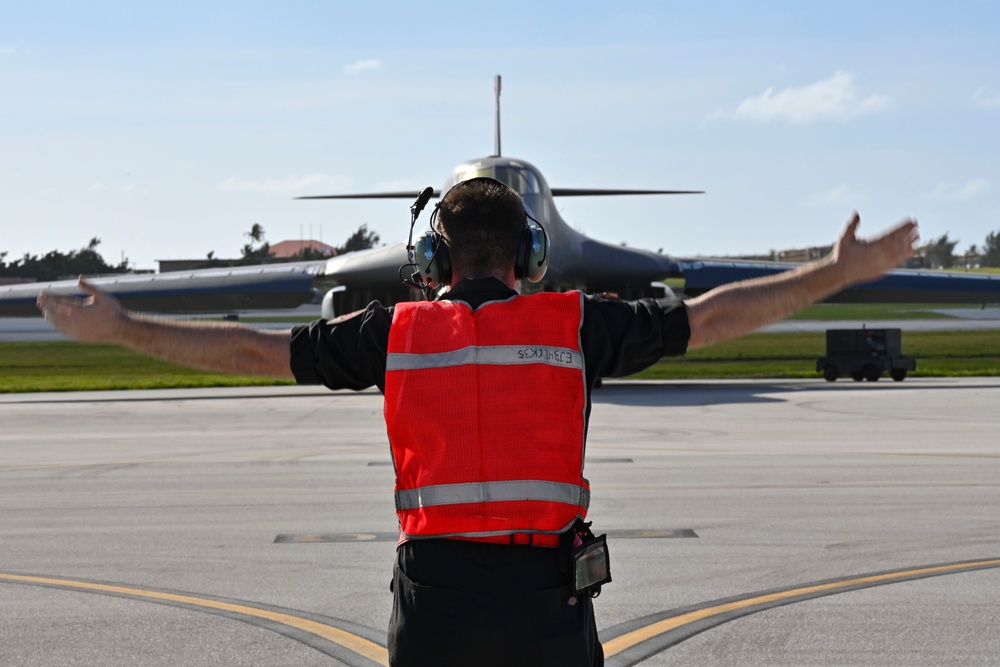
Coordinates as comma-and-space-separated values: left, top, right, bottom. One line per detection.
652, 281, 676, 300
321, 286, 346, 320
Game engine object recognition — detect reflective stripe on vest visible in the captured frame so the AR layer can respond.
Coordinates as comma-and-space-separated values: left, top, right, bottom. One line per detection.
387, 344, 583, 372
395, 480, 591, 511
384, 291, 589, 544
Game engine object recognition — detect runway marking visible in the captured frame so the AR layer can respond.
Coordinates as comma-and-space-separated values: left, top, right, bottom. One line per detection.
600, 558, 1000, 666
0, 573, 389, 667
5, 558, 998, 665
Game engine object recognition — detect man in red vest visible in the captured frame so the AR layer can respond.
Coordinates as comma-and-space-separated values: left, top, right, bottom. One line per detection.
38, 178, 918, 665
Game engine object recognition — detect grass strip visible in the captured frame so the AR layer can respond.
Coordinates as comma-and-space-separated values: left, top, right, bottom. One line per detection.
788, 303, 959, 320
0, 343, 293, 393
2, 329, 999, 392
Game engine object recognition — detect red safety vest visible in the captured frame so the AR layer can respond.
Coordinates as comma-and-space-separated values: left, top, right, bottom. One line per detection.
385, 291, 590, 547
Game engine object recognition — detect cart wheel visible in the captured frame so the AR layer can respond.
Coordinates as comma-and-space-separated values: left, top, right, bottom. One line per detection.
890, 368, 907, 382
851, 372, 864, 382
823, 365, 838, 382
863, 364, 880, 382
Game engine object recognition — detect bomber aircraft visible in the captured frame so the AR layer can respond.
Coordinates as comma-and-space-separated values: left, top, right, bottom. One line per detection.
3, 76, 1000, 317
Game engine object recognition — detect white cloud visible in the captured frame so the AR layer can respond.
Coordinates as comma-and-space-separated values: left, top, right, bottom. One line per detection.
342, 58, 381, 75
973, 86, 1000, 108
926, 179, 991, 202
805, 184, 867, 208
1, 44, 14, 55
216, 173, 352, 195
733, 72, 891, 124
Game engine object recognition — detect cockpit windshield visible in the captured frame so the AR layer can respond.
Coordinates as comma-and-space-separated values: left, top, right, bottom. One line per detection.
493, 166, 540, 195
444, 160, 549, 222
449, 163, 542, 197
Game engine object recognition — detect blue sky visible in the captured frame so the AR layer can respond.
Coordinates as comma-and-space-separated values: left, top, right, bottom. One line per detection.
2, 1, 998, 270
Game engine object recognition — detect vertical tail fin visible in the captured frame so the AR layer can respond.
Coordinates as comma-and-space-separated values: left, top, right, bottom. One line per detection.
493, 74, 502, 157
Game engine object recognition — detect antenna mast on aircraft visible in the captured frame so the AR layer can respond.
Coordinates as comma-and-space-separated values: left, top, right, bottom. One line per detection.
493, 74, 501, 157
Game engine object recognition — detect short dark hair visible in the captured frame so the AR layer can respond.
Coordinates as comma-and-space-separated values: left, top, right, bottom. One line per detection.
436, 177, 525, 277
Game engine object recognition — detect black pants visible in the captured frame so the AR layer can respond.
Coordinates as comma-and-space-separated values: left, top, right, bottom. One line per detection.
388, 540, 604, 666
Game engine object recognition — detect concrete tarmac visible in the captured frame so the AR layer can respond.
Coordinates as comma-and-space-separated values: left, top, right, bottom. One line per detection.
2, 379, 999, 665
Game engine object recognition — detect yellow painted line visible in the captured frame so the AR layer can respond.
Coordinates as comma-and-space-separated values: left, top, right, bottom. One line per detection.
603, 559, 1000, 658
0, 573, 389, 666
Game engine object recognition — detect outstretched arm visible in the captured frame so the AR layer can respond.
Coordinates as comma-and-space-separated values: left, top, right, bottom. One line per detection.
37, 279, 294, 378
685, 213, 919, 349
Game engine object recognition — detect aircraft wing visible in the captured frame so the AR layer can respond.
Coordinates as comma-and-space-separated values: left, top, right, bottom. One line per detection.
0, 245, 414, 317
677, 258, 1000, 305
310, 233, 1000, 308
0, 264, 329, 316
315, 248, 1000, 308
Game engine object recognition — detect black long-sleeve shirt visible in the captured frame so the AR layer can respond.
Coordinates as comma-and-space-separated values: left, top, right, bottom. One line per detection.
290, 277, 690, 396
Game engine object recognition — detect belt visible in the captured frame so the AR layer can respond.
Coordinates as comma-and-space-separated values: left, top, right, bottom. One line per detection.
459, 533, 561, 548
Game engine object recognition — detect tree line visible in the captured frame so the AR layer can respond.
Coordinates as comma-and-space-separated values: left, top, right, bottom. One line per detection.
0, 225, 382, 282
0, 238, 130, 282
923, 230, 1000, 269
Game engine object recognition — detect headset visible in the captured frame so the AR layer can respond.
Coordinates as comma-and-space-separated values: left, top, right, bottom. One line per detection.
402, 178, 550, 298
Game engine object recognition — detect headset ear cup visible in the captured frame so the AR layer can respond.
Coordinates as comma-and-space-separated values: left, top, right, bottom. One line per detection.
414, 231, 437, 288
516, 224, 549, 282
415, 231, 451, 289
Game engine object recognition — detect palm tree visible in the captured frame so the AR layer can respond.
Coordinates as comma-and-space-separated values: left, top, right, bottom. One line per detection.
246, 224, 265, 243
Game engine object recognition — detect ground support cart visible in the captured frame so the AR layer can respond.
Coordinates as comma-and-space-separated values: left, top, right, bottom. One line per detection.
816, 328, 916, 382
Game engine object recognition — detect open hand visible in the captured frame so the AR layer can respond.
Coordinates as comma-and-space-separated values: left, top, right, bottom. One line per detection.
36, 278, 127, 343
832, 212, 920, 285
